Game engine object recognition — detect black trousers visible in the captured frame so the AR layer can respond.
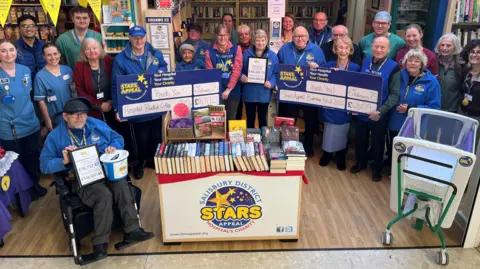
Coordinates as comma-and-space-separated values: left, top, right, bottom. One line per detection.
236, 98, 244, 120
0, 130, 41, 185
354, 116, 388, 172
77, 180, 140, 246
279, 103, 318, 152
245, 102, 269, 128
386, 130, 399, 165
129, 117, 162, 166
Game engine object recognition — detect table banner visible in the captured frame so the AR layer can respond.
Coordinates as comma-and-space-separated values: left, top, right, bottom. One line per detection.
116, 69, 222, 120
277, 65, 384, 115
159, 173, 302, 241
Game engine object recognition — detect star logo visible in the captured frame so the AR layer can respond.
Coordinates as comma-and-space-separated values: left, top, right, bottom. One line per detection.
208, 190, 231, 209
226, 59, 232, 66
295, 66, 302, 74
137, 74, 146, 83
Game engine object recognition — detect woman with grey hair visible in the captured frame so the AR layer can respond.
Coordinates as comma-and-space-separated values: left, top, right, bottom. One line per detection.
240, 29, 278, 128
386, 49, 441, 163
436, 33, 464, 113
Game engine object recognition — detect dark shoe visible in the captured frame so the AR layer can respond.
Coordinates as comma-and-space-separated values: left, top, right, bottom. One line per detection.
33, 183, 47, 197
350, 162, 366, 174
133, 162, 144, 180
115, 228, 154, 250
319, 152, 332, 166
372, 171, 382, 182
79, 243, 108, 265
336, 149, 347, 171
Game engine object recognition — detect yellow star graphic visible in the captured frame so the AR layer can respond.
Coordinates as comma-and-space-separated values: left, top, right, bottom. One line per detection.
208, 190, 231, 209
226, 59, 232, 65
227, 188, 236, 195
229, 197, 236, 203
143, 81, 148, 86
137, 74, 146, 83
295, 66, 302, 74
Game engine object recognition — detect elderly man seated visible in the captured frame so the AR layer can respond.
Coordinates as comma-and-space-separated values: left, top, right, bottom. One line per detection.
40, 97, 153, 265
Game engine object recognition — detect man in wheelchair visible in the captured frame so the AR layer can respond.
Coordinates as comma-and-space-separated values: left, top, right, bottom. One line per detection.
39, 97, 154, 264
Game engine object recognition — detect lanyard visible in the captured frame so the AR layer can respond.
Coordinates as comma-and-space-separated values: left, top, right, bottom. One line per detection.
73, 30, 88, 45
403, 75, 421, 102
314, 31, 326, 46
369, 58, 388, 74
67, 127, 87, 147
293, 50, 305, 65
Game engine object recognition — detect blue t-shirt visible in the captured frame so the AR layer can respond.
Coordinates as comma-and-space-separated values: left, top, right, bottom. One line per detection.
33, 65, 73, 127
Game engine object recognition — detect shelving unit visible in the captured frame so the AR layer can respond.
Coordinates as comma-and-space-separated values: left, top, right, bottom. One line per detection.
188, 0, 337, 42
444, 0, 480, 46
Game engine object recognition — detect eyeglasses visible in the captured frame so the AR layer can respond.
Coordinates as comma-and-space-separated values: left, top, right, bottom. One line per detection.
217, 34, 230, 38
470, 50, 480, 56
20, 24, 37, 29
71, 113, 87, 119
373, 21, 390, 26
294, 35, 308, 39
333, 34, 346, 38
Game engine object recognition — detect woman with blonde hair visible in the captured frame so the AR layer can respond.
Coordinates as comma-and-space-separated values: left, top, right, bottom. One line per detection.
73, 37, 114, 121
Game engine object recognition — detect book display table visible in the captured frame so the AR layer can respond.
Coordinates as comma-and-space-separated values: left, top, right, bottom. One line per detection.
157, 171, 308, 243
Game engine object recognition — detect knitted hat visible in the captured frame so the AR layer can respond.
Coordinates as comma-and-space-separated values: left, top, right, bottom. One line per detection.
179, 43, 195, 55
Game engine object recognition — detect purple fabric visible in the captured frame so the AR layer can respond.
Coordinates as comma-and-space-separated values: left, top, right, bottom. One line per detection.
0, 160, 33, 215
0, 201, 12, 241
461, 130, 474, 152
399, 118, 414, 138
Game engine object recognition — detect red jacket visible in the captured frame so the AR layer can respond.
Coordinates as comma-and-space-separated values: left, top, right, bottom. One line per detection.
73, 55, 113, 119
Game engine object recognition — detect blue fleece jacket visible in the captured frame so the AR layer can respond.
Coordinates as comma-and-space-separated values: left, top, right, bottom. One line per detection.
176, 58, 205, 71
389, 69, 441, 132
111, 42, 167, 113
277, 41, 326, 66
40, 117, 124, 174
309, 26, 332, 47
241, 47, 279, 103
319, 61, 361, 124
179, 39, 211, 62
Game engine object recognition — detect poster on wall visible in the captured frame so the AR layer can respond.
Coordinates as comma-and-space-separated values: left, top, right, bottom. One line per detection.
268, 0, 286, 18
277, 65, 383, 115
159, 174, 302, 241
116, 69, 222, 120
163, 54, 171, 72
150, 23, 170, 49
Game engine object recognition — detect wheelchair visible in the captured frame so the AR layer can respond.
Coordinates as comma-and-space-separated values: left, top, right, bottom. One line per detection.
52, 171, 142, 265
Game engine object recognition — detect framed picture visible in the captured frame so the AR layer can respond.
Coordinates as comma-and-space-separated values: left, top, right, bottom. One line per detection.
69, 144, 105, 188
247, 57, 268, 84
372, 0, 380, 9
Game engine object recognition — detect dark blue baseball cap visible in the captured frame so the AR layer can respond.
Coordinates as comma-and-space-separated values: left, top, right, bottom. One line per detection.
129, 26, 147, 37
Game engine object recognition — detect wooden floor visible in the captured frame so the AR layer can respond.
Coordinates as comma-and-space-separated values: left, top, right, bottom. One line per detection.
0, 146, 463, 256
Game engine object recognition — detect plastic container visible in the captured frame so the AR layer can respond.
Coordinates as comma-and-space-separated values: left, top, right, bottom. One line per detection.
100, 150, 129, 181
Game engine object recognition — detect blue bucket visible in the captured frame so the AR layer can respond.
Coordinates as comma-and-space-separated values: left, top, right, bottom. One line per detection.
100, 150, 129, 181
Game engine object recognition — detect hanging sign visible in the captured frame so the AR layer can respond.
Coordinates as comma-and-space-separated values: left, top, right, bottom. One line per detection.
39, 0, 49, 19
87, 0, 102, 21
78, 0, 88, 7
0, 0, 13, 27
267, 0, 285, 18
44, 0, 62, 26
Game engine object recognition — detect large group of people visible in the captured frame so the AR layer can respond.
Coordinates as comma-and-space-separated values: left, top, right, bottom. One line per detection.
1, 5, 480, 263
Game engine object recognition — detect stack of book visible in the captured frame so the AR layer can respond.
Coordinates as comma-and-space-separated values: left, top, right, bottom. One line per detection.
282, 141, 307, 171
268, 147, 287, 173
231, 142, 269, 172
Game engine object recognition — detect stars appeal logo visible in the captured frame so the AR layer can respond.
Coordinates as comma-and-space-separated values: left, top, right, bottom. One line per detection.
120, 74, 149, 101
200, 180, 263, 233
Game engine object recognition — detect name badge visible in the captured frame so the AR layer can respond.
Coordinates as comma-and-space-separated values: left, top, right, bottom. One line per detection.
96, 92, 104, 99
465, 94, 473, 102
47, 95, 57, 102
63, 74, 71, 80
0, 78, 9, 84
221, 73, 230, 79
3, 95, 15, 103
22, 77, 28, 86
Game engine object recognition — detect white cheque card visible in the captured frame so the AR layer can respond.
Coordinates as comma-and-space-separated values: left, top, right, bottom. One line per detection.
70, 144, 105, 188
